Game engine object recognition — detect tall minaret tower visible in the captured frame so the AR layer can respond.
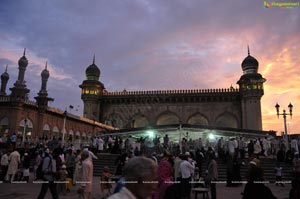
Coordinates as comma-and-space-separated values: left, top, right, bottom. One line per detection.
237, 46, 266, 130
0, 65, 9, 96
35, 62, 54, 110
10, 49, 30, 101
79, 55, 104, 120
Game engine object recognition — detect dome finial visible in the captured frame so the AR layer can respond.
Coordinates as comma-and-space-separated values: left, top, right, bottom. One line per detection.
93, 54, 95, 65
23, 48, 26, 56
5, 64, 8, 72
45, 61, 48, 70
247, 44, 250, 55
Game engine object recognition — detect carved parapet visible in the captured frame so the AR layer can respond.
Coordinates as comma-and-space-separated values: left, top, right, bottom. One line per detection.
103, 87, 240, 96
24, 99, 38, 106
0, 96, 10, 102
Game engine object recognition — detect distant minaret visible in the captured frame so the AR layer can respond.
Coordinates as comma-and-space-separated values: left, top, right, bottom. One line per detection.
10, 49, 30, 100
79, 55, 104, 120
16, 48, 28, 86
35, 62, 54, 110
40, 62, 49, 94
0, 65, 9, 96
237, 46, 266, 130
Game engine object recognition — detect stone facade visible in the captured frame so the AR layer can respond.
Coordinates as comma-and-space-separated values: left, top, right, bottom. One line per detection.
0, 51, 115, 139
80, 47, 266, 131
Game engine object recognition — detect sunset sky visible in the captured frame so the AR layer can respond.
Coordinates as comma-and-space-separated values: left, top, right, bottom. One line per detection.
0, 0, 299, 134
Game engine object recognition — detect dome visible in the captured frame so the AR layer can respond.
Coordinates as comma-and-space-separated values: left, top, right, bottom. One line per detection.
85, 55, 100, 80
1, 71, 9, 80
18, 49, 28, 67
18, 55, 28, 67
241, 47, 259, 73
41, 69, 49, 79
41, 62, 49, 79
86, 63, 100, 77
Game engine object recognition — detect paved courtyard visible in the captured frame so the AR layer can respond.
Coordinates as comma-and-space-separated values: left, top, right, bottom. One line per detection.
0, 177, 291, 199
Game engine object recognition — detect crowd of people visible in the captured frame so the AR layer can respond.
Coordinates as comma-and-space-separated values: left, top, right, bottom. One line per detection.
0, 131, 300, 199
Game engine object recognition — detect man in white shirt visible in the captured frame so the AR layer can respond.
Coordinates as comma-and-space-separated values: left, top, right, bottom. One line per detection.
179, 154, 195, 199
7, 149, 20, 182
228, 139, 235, 158
77, 150, 93, 199
254, 140, 262, 157
291, 137, 299, 155
98, 137, 104, 152
83, 148, 98, 161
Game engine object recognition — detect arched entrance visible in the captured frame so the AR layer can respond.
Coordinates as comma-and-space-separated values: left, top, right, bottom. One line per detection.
53, 126, 59, 139
19, 118, 33, 141
156, 111, 180, 125
215, 112, 238, 128
187, 113, 209, 125
132, 114, 149, 128
43, 124, 51, 139
0, 117, 9, 137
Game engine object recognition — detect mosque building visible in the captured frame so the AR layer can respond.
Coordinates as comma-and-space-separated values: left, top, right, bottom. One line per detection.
79, 47, 267, 136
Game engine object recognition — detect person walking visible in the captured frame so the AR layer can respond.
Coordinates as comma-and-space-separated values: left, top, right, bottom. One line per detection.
274, 162, 284, 187
206, 153, 218, 199
154, 151, 173, 199
57, 164, 68, 195
77, 150, 93, 199
22, 152, 30, 182
179, 153, 195, 199
37, 148, 59, 199
6, 149, 20, 182
73, 149, 82, 185
0, 151, 9, 181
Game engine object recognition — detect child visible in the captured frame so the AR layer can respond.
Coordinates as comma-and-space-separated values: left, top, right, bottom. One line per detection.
275, 162, 284, 187
22, 153, 30, 182
101, 166, 113, 196
57, 164, 68, 195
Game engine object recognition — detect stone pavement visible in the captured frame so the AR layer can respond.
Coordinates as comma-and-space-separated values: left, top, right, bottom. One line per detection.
0, 177, 291, 199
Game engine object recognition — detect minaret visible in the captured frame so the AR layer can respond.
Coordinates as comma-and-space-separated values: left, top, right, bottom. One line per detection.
40, 62, 49, 93
16, 48, 28, 85
10, 49, 30, 101
35, 62, 54, 109
79, 55, 104, 120
237, 46, 266, 130
0, 65, 9, 96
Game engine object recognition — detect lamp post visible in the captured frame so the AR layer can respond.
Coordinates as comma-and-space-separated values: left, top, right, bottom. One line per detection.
275, 102, 293, 144
62, 110, 67, 146
22, 118, 27, 144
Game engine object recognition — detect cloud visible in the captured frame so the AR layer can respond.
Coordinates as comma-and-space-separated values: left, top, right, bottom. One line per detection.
0, 0, 299, 134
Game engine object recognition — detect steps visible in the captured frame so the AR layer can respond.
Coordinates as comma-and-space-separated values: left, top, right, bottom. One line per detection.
200, 158, 294, 182
92, 154, 294, 183
93, 153, 119, 176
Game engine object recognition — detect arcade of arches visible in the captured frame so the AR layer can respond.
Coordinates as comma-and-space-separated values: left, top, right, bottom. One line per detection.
0, 107, 115, 143
105, 111, 239, 129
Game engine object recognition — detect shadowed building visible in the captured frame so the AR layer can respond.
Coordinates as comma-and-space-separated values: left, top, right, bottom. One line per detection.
0, 50, 115, 142
80, 47, 266, 131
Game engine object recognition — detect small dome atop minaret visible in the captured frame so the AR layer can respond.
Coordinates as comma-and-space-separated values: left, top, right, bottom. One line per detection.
85, 54, 100, 79
41, 62, 49, 79
241, 45, 259, 74
1, 65, 9, 80
18, 48, 28, 67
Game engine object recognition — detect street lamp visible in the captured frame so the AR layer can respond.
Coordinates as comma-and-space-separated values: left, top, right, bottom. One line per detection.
62, 110, 67, 146
275, 102, 293, 143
